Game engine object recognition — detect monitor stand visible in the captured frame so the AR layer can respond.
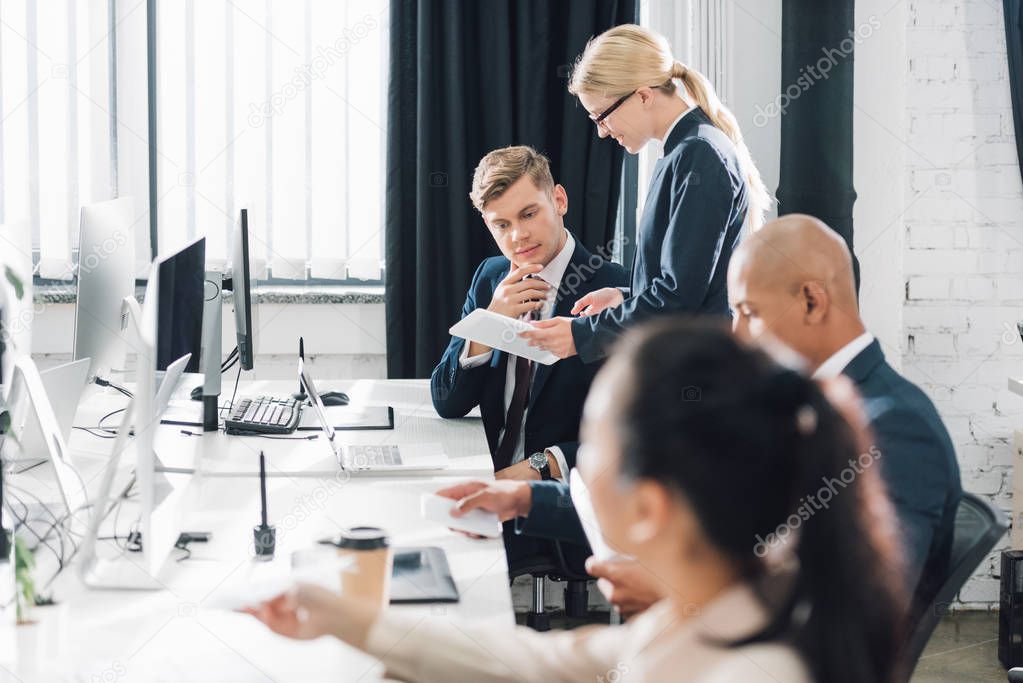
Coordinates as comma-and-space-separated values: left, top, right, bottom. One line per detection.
199, 269, 225, 432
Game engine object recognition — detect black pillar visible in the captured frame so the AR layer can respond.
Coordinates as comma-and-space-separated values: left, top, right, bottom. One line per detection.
778, 0, 859, 291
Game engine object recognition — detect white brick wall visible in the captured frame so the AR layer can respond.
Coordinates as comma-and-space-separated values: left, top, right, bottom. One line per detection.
900, 0, 1023, 608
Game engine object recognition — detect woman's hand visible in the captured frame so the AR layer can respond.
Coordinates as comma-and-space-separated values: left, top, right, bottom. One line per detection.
242, 583, 379, 648
571, 287, 624, 317
585, 557, 666, 619
519, 317, 577, 359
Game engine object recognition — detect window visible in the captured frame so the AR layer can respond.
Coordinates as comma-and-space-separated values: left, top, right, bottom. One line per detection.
0, 1, 388, 286
153, 0, 389, 283
0, 0, 117, 280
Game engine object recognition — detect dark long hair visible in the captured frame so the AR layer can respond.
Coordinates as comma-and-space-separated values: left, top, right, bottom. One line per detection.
609, 319, 907, 683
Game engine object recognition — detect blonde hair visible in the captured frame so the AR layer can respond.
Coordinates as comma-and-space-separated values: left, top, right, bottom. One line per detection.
569, 24, 770, 230
469, 145, 555, 212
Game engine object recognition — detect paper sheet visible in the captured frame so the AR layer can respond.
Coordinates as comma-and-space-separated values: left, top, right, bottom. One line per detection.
449, 308, 559, 366
421, 493, 502, 538
569, 469, 621, 562
204, 555, 354, 611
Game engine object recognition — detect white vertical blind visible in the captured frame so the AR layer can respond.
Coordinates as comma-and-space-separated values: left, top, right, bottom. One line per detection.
156, 0, 388, 281
0, 0, 113, 279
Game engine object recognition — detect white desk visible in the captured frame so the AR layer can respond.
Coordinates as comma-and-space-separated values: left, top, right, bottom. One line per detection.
4, 379, 512, 682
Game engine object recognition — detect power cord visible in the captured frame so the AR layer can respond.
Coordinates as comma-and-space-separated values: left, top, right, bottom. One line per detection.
174, 532, 211, 562
98, 407, 128, 433
94, 377, 134, 399
178, 427, 319, 440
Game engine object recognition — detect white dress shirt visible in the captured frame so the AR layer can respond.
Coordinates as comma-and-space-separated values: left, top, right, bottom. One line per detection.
457, 230, 576, 481
812, 331, 875, 380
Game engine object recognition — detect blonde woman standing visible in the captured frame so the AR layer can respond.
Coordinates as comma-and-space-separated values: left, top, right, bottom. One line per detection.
522, 24, 771, 363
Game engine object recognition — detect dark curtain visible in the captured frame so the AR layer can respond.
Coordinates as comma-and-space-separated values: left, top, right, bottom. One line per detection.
777, 0, 859, 291
385, 0, 636, 379
1006, 0, 1023, 185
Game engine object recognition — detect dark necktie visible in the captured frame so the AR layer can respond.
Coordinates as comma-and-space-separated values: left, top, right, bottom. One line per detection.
493, 280, 544, 470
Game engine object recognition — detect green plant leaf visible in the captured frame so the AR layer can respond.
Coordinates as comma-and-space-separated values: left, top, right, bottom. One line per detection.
3, 266, 24, 300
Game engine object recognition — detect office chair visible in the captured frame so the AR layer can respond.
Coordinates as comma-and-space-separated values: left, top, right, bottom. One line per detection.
905, 492, 1007, 678
508, 539, 591, 632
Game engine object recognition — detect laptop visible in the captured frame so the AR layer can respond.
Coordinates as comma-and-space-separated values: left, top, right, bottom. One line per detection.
299, 358, 448, 472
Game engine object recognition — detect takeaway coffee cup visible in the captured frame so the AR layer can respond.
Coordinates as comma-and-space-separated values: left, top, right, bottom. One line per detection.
328, 526, 393, 607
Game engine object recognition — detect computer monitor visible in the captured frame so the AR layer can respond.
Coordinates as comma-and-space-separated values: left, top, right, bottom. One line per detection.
155, 236, 205, 374
231, 209, 254, 370
73, 197, 136, 381
1, 354, 89, 526
79, 258, 196, 589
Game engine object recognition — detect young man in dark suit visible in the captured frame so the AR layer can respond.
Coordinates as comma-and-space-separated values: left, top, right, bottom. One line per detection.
440, 213, 962, 619
431, 145, 627, 483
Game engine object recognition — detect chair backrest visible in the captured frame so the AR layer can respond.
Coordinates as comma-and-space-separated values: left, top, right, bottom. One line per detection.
906, 492, 1008, 674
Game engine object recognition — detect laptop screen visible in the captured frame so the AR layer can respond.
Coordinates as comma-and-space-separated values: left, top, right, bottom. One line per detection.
299, 358, 341, 464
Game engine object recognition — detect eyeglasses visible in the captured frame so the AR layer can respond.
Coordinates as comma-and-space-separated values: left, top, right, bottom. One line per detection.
591, 90, 637, 129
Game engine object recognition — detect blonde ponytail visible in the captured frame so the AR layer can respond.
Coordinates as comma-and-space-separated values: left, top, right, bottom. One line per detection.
570, 25, 771, 230
677, 64, 771, 231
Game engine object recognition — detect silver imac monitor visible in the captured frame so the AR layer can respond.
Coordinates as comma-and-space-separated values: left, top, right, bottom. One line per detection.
73, 196, 136, 381
79, 257, 196, 590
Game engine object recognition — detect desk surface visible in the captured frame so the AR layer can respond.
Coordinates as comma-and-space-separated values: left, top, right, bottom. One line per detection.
4, 379, 510, 682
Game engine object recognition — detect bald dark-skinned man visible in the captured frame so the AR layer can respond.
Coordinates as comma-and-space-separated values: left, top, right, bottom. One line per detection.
728, 213, 962, 605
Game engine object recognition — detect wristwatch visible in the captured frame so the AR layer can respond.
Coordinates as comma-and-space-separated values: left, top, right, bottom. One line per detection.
528, 451, 552, 480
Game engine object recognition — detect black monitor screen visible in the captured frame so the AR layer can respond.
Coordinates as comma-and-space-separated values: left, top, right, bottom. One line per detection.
156, 238, 205, 373
234, 209, 254, 371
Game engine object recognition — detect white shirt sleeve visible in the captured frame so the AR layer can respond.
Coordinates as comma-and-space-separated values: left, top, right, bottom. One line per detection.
545, 446, 569, 484
458, 340, 493, 369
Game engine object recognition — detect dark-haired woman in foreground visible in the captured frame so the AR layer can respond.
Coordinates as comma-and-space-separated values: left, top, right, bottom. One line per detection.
245, 320, 907, 683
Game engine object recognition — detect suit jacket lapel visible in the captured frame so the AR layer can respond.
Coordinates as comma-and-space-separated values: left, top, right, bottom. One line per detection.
841, 340, 885, 385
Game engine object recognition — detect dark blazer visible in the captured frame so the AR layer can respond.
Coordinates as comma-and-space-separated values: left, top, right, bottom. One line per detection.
571, 108, 749, 363
517, 480, 584, 544
520, 339, 965, 596
842, 339, 963, 599
431, 236, 627, 468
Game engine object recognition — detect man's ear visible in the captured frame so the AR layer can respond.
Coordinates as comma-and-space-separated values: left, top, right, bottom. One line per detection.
802, 280, 830, 324
552, 184, 568, 217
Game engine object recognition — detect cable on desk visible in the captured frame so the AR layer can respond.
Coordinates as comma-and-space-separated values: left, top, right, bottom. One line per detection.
221, 346, 239, 372
179, 427, 319, 440
72, 426, 118, 439
94, 377, 134, 399
228, 363, 242, 417
97, 407, 128, 432
6, 488, 66, 577
9, 459, 47, 475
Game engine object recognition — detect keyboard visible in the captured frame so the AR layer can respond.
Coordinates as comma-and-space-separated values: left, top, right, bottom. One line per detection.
225, 395, 303, 435
346, 444, 403, 468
